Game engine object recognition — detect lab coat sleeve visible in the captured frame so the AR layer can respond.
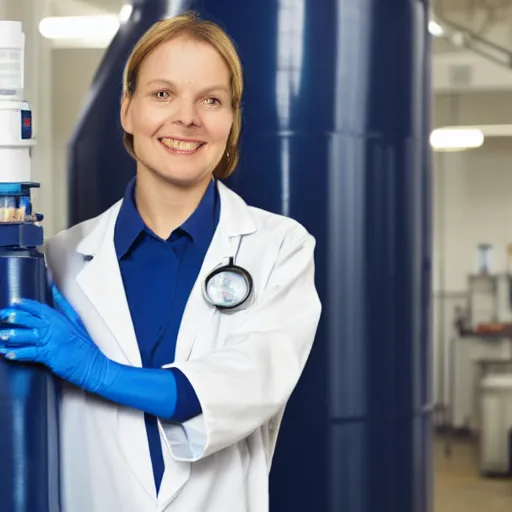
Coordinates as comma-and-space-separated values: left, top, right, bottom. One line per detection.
161, 229, 322, 461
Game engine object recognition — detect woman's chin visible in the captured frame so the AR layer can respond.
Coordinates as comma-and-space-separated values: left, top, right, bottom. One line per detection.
141, 165, 213, 189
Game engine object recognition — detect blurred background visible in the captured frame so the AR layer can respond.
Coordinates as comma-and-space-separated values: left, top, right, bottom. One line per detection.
2, 0, 512, 510
432, 2, 512, 511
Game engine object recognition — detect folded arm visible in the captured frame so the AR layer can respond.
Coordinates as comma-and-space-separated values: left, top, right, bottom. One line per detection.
160, 231, 322, 460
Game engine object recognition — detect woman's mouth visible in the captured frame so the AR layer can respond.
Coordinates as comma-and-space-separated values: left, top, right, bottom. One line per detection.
159, 137, 205, 154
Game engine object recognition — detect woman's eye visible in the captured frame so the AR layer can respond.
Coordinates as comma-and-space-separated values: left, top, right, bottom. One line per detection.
203, 97, 220, 106
155, 91, 169, 99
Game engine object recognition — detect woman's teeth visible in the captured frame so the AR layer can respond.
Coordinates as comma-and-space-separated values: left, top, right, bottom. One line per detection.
160, 138, 203, 151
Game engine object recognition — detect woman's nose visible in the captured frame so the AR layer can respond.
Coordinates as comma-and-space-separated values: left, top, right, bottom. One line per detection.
171, 100, 200, 127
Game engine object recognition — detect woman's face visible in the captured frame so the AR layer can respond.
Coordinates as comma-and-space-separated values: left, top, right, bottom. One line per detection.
121, 36, 234, 187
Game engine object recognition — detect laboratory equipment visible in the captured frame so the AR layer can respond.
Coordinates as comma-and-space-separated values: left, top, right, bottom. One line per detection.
0, 20, 60, 512
477, 243, 492, 274
479, 373, 512, 476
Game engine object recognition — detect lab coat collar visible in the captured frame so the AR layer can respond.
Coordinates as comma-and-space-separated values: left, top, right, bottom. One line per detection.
76, 180, 256, 258
114, 177, 219, 260
74, 181, 257, 503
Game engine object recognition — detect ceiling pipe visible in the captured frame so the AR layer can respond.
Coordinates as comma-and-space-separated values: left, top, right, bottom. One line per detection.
431, 10, 512, 68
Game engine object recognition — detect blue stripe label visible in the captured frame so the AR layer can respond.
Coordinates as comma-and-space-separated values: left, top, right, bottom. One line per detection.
21, 110, 32, 140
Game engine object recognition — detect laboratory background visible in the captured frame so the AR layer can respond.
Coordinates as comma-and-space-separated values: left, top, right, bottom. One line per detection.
1, 0, 512, 511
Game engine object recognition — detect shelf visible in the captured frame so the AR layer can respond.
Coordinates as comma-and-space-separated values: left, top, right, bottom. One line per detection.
459, 329, 512, 340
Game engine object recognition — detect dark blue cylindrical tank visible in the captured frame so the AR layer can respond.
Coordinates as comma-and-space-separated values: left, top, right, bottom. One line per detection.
0, 198, 60, 512
68, 1, 432, 510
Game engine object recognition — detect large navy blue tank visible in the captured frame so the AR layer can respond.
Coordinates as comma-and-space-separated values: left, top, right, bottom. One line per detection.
67, 1, 432, 510
0, 198, 60, 511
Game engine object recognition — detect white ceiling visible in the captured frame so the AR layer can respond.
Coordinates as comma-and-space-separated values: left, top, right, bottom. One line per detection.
434, 0, 512, 12
81, 0, 125, 12
50, 0, 125, 16
46, 0, 512, 97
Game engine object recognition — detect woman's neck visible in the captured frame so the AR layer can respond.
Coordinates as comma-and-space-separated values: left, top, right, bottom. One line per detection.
134, 169, 212, 240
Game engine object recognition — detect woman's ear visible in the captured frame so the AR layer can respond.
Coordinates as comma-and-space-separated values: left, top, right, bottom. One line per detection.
120, 94, 133, 134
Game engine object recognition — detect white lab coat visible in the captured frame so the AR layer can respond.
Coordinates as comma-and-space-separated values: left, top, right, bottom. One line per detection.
44, 181, 321, 512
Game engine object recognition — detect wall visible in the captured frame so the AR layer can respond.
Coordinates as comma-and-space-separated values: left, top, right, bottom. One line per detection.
4, 0, 105, 236
433, 138, 512, 293
432, 92, 512, 408
432, 91, 512, 292
434, 90, 512, 127
51, 48, 105, 234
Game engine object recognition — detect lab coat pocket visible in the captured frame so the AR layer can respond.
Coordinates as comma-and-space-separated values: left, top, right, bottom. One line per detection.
186, 309, 238, 358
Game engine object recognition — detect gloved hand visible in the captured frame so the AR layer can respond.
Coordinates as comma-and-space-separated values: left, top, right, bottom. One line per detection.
0, 284, 178, 420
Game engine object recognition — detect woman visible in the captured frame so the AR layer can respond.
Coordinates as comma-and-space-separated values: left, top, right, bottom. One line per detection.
0, 12, 321, 512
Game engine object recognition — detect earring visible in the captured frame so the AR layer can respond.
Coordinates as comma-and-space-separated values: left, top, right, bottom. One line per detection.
226, 151, 230, 159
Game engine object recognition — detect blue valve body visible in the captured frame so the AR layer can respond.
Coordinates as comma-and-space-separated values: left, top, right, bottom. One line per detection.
0, 182, 61, 512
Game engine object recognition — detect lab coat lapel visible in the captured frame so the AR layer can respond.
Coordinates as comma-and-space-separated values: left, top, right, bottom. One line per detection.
75, 203, 142, 367
75, 203, 155, 501
157, 224, 235, 509
159, 183, 257, 508
173, 223, 233, 362
173, 181, 256, 363
157, 226, 235, 509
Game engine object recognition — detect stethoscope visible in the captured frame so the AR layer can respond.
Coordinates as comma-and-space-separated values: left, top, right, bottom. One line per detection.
202, 255, 253, 311
202, 181, 254, 311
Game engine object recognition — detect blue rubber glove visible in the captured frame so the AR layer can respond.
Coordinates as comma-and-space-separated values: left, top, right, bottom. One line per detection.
0, 285, 178, 420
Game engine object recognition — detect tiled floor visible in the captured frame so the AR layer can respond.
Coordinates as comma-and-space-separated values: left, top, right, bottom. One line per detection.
434, 436, 512, 512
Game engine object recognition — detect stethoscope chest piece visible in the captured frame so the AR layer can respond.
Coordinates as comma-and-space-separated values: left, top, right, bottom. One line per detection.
203, 257, 253, 311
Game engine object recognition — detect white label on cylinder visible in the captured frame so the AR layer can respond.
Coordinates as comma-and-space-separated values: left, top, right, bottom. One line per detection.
0, 148, 31, 181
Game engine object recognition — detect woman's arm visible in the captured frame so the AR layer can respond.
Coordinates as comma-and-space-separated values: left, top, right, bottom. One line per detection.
0, 226, 321, 451
0, 285, 200, 421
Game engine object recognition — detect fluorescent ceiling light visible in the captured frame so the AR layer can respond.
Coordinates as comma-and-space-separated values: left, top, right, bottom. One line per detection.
430, 128, 484, 151
39, 15, 120, 41
428, 21, 444, 37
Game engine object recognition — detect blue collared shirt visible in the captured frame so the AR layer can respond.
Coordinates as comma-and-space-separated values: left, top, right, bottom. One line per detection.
114, 176, 219, 493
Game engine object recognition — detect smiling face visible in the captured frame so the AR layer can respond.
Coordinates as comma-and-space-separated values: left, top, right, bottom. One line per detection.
121, 35, 234, 188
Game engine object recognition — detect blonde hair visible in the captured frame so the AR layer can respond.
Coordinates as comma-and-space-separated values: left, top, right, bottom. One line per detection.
121, 12, 243, 179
